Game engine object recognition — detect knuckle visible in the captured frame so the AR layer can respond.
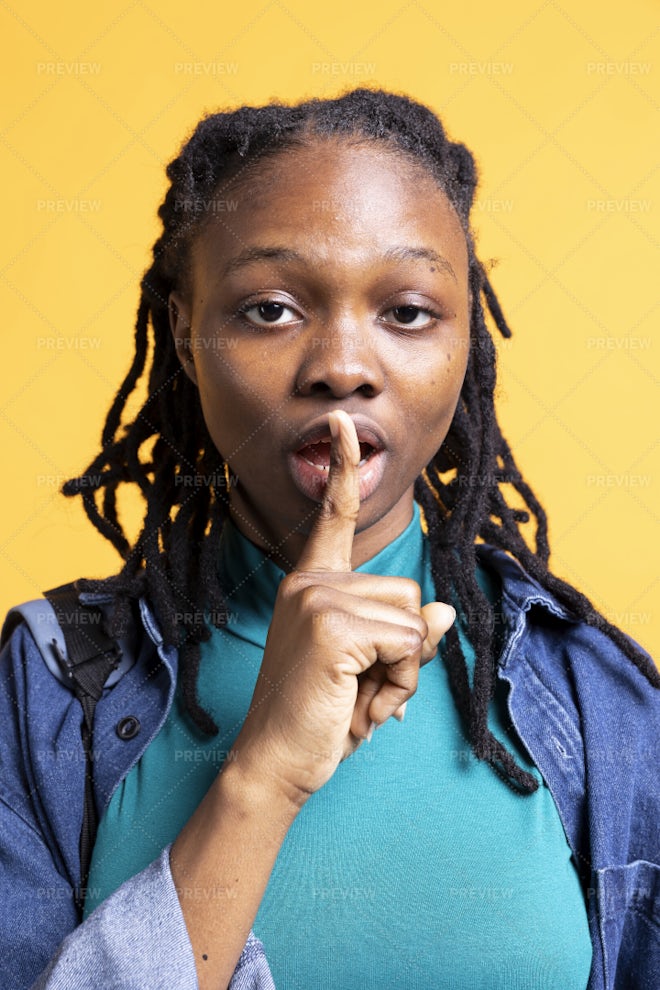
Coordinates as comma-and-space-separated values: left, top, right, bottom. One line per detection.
386, 626, 424, 667
298, 584, 328, 613
398, 577, 422, 608
386, 680, 418, 712
279, 572, 306, 600
409, 612, 428, 640
400, 626, 424, 658
403, 680, 419, 701
400, 665, 420, 695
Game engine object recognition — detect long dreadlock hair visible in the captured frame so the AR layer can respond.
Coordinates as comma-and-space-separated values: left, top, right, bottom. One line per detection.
63, 88, 659, 794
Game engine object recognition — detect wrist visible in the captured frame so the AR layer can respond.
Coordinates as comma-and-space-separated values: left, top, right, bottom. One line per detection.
218, 741, 309, 827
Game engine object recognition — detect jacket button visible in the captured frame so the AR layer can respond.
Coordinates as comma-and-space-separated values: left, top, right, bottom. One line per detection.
116, 716, 141, 740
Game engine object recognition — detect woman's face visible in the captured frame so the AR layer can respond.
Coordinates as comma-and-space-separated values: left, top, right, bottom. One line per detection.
170, 138, 470, 569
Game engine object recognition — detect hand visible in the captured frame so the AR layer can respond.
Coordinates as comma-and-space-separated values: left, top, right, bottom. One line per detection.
232, 410, 456, 808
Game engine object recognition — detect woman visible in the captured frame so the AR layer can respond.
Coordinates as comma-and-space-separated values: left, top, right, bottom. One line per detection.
1, 88, 657, 990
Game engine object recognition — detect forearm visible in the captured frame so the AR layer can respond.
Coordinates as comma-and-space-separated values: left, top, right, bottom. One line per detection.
170, 754, 300, 990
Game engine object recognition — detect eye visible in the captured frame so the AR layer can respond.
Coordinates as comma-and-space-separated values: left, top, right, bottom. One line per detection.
238, 299, 301, 328
382, 305, 438, 329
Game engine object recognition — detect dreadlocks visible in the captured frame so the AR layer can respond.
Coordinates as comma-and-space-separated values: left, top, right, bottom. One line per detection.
63, 88, 659, 793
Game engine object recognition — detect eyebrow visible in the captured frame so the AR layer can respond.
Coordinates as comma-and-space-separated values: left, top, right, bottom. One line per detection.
222, 244, 458, 282
383, 246, 457, 283
222, 247, 302, 278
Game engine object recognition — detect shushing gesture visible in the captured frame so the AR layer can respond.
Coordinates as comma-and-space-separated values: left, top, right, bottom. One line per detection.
235, 410, 456, 807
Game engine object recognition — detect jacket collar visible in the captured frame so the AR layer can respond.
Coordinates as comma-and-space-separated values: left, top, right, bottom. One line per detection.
476, 543, 577, 625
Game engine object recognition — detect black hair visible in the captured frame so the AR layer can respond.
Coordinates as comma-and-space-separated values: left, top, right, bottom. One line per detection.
64, 88, 659, 793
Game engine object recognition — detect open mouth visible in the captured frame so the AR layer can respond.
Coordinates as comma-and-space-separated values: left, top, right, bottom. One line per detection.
297, 438, 378, 470
288, 418, 387, 503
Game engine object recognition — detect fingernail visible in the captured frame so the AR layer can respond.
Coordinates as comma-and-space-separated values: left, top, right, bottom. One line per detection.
365, 720, 377, 743
393, 702, 407, 722
328, 413, 339, 439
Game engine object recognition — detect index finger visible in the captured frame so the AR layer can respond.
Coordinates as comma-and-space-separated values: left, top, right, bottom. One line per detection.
296, 409, 360, 572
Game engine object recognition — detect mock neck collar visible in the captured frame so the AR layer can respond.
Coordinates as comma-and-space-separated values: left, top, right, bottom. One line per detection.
217, 506, 426, 645
219, 504, 424, 608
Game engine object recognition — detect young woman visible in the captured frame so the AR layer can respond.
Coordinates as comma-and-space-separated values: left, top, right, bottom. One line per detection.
1, 89, 657, 990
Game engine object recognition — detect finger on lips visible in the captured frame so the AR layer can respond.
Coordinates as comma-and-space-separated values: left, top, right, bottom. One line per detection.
296, 410, 360, 573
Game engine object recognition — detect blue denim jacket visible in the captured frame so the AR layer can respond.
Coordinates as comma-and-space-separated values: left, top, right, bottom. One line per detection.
0, 544, 657, 990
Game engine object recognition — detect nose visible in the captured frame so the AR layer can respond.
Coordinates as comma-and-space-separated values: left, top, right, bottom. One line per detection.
294, 323, 385, 399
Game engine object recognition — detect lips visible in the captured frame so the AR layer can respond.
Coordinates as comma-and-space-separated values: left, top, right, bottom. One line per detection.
287, 415, 388, 503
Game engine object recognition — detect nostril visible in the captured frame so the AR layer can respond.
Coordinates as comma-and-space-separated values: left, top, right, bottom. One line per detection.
307, 381, 332, 396
294, 356, 384, 399
302, 380, 376, 399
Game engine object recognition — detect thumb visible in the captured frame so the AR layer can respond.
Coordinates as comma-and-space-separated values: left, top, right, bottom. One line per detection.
420, 601, 456, 664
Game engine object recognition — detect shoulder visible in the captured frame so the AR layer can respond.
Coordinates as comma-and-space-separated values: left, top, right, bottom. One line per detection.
477, 542, 657, 690
0, 602, 81, 819
1, 596, 67, 686
1, 597, 65, 688
1, 586, 159, 697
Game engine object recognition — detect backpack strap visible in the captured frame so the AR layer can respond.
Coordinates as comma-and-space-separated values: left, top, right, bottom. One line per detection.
42, 582, 123, 913
1, 598, 67, 675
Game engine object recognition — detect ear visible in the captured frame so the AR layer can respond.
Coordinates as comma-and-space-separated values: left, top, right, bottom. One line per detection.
169, 291, 198, 386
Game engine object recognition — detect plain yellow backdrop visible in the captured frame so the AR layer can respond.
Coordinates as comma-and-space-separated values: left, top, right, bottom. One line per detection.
1, 0, 657, 658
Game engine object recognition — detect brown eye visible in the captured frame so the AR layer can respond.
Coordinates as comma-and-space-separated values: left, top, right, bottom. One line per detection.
382, 305, 438, 329
257, 302, 285, 322
393, 305, 421, 324
239, 299, 302, 328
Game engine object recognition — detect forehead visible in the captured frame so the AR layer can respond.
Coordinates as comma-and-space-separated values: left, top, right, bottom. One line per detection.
226, 136, 444, 200
191, 138, 468, 279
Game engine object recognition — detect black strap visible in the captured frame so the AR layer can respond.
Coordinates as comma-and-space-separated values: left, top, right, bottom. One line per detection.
44, 582, 122, 913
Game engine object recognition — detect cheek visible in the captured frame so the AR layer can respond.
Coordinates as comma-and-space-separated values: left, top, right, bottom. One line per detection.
414, 370, 467, 473
192, 332, 255, 405
402, 339, 468, 428
192, 349, 289, 476
192, 358, 249, 456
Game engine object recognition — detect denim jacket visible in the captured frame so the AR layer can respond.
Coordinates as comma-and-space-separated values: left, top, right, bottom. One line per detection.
0, 544, 657, 990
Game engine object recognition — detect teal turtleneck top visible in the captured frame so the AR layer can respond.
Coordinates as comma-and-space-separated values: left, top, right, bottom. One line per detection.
85, 505, 592, 988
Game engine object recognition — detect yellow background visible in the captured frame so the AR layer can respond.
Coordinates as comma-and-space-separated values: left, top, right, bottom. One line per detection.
1, 0, 657, 657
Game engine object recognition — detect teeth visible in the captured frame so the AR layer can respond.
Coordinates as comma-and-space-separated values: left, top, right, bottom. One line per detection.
298, 441, 378, 471
301, 456, 371, 469
301, 457, 330, 470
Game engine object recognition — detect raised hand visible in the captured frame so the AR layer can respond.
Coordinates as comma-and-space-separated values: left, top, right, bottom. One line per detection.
234, 409, 456, 807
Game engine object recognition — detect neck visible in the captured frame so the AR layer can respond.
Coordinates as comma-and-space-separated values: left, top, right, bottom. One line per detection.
227, 492, 416, 572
